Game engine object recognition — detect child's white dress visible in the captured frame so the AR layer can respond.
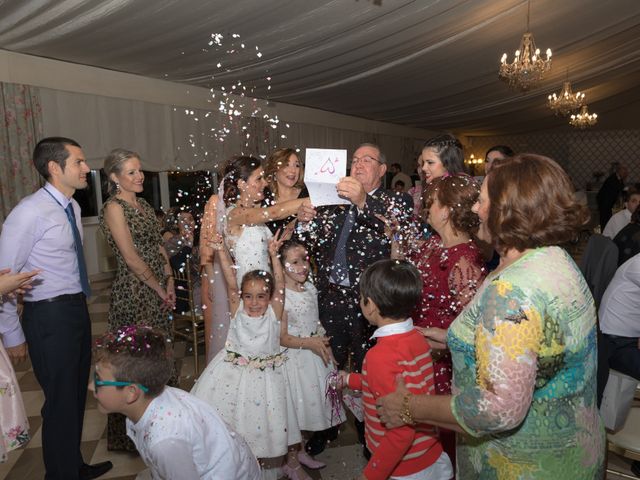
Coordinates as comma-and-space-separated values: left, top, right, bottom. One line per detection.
191, 303, 300, 458
224, 206, 273, 285
284, 282, 346, 431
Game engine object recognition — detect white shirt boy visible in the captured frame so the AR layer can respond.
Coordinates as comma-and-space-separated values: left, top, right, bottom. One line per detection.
127, 386, 260, 480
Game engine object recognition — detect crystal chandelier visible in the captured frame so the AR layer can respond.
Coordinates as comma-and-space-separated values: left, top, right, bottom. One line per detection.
548, 80, 585, 116
569, 105, 598, 129
499, 1, 552, 91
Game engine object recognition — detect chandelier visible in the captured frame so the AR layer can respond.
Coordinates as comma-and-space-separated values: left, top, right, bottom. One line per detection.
465, 154, 483, 166
548, 80, 585, 116
499, 1, 552, 91
569, 105, 598, 129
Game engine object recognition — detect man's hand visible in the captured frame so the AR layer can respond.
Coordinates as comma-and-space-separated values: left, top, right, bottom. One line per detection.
6, 342, 28, 365
337, 177, 367, 209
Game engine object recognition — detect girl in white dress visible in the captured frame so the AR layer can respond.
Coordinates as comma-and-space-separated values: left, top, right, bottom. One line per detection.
278, 241, 346, 470
202, 156, 309, 361
192, 231, 309, 480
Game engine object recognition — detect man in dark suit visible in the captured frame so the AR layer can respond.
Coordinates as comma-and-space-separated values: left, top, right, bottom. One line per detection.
597, 163, 628, 230
298, 143, 413, 455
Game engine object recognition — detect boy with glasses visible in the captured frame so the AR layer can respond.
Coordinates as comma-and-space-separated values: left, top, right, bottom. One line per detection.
90, 325, 260, 480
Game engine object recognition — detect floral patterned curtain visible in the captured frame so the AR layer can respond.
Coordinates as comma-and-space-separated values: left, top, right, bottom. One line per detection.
0, 82, 43, 223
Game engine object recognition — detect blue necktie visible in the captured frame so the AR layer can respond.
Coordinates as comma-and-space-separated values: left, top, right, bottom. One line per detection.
330, 206, 357, 286
65, 203, 91, 297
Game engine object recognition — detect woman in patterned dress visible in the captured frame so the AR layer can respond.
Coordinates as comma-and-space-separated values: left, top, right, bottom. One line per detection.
378, 154, 605, 479
0, 269, 38, 462
99, 148, 175, 451
393, 173, 486, 472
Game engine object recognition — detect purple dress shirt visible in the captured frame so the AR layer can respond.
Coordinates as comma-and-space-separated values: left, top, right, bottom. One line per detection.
0, 184, 84, 347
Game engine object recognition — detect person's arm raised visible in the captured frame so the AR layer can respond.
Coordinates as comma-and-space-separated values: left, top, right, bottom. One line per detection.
228, 197, 308, 227
268, 230, 286, 320
209, 234, 240, 316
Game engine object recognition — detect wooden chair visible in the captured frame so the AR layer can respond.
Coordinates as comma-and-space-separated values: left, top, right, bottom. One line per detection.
172, 258, 205, 375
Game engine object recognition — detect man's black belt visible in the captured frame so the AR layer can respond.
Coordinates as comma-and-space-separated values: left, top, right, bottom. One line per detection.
24, 292, 85, 304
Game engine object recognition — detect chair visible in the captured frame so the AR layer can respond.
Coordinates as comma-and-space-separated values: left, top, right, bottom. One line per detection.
605, 374, 640, 479
172, 258, 205, 375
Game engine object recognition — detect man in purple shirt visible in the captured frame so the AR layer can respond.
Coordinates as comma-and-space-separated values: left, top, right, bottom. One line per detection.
0, 137, 112, 480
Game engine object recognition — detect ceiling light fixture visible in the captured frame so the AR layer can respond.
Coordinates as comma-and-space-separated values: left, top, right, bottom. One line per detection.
499, 0, 552, 91
548, 71, 585, 115
569, 105, 598, 129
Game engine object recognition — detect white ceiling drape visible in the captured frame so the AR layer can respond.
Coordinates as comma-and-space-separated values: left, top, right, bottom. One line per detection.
2, 1, 640, 135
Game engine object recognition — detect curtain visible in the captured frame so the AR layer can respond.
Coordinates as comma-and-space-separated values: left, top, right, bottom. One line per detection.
0, 82, 43, 223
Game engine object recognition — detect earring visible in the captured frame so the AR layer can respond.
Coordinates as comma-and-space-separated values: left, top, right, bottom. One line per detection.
115, 182, 120, 193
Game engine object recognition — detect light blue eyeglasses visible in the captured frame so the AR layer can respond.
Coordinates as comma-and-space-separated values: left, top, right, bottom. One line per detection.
94, 371, 149, 393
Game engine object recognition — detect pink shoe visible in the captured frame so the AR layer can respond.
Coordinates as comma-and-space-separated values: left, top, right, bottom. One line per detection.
282, 463, 311, 480
297, 450, 326, 469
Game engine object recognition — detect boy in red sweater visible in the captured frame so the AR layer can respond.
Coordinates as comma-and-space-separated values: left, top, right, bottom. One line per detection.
341, 259, 452, 480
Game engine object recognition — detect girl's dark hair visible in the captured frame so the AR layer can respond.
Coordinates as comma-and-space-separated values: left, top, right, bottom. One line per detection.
422, 134, 466, 175
278, 239, 306, 265
485, 145, 514, 160
222, 155, 262, 207
240, 270, 275, 297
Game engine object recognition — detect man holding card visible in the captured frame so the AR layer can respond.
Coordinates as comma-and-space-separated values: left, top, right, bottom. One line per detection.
297, 143, 413, 455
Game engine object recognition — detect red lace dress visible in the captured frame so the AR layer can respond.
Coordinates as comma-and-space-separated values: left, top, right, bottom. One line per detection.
409, 234, 486, 395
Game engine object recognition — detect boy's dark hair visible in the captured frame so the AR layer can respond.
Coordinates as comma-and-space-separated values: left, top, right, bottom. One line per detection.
241, 269, 275, 297
33, 137, 81, 180
278, 239, 306, 265
94, 325, 173, 398
359, 259, 423, 319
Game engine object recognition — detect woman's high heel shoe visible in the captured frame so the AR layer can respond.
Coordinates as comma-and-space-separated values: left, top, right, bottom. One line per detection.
297, 450, 326, 469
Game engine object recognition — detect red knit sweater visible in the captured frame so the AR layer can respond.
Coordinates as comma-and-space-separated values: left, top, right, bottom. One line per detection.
347, 328, 443, 480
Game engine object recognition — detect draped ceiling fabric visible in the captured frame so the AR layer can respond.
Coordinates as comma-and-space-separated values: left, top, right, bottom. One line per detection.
1, 0, 640, 136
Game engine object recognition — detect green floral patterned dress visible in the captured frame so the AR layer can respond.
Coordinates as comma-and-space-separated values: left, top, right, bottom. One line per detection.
448, 247, 605, 479
99, 197, 172, 451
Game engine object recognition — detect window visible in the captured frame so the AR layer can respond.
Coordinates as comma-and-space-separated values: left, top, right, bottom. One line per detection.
167, 171, 215, 210
74, 170, 99, 218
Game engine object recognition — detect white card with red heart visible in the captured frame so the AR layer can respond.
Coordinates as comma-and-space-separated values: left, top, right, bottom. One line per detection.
304, 148, 350, 206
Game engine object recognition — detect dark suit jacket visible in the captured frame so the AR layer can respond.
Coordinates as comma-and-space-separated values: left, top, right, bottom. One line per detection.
300, 189, 413, 295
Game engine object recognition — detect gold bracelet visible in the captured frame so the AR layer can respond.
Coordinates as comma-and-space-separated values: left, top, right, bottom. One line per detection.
399, 392, 416, 426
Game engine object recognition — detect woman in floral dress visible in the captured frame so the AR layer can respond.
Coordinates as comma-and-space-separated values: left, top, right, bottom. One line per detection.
378, 154, 605, 479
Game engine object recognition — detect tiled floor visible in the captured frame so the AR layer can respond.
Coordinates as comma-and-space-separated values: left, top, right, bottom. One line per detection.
0, 276, 367, 479
1, 271, 636, 479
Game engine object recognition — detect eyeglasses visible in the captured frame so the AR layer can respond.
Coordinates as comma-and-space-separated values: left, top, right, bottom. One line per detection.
351, 155, 381, 166
94, 371, 149, 393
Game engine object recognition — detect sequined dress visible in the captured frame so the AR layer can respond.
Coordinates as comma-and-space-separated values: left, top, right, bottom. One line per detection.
448, 247, 605, 478
409, 234, 486, 395
191, 303, 300, 458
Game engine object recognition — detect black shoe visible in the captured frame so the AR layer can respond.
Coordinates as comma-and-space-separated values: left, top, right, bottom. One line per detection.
305, 426, 339, 456
79, 461, 113, 480
355, 419, 366, 445
305, 431, 328, 456
363, 446, 371, 460
631, 460, 640, 477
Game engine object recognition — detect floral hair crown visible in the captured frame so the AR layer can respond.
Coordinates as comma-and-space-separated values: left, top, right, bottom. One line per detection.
95, 325, 168, 356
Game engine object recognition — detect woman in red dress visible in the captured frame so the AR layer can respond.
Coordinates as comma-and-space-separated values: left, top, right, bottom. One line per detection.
394, 173, 486, 472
